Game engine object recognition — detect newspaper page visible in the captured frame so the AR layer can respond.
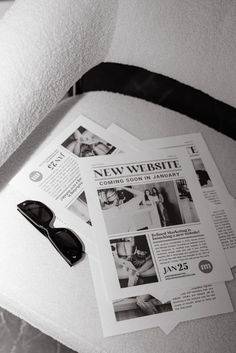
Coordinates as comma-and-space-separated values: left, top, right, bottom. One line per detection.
79, 147, 233, 301
104, 124, 235, 334
107, 125, 236, 268
10, 115, 133, 256
89, 255, 233, 336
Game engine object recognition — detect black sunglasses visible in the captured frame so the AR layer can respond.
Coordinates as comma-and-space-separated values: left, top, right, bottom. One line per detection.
17, 200, 85, 266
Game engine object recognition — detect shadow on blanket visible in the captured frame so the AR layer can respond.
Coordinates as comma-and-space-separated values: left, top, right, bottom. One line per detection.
73, 63, 236, 140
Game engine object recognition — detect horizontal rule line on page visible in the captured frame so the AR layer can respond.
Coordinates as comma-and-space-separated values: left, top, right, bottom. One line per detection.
160, 141, 196, 149
167, 143, 193, 147
108, 223, 201, 239
95, 171, 182, 181
160, 143, 196, 150
92, 158, 179, 169
157, 223, 201, 229
165, 273, 196, 280
109, 231, 148, 239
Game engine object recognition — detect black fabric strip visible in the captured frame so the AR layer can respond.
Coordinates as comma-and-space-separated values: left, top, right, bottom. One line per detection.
76, 63, 236, 140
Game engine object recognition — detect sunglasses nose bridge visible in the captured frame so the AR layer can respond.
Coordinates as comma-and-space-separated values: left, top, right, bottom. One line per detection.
34, 223, 50, 238
42, 226, 50, 238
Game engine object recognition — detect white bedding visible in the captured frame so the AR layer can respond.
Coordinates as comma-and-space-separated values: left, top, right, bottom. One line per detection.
0, 92, 235, 353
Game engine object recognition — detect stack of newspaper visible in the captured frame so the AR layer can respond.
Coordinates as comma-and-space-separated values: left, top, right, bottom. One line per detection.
11, 115, 236, 336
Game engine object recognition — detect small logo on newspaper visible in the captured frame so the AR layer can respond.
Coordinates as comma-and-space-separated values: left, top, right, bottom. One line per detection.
29, 171, 43, 182
198, 260, 213, 273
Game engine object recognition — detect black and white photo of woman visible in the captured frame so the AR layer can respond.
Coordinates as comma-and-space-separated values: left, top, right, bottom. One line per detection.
97, 186, 162, 233
113, 294, 173, 321
150, 187, 167, 227
97, 180, 199, 234
191, 158, 213, 188
62, 126, 116, 157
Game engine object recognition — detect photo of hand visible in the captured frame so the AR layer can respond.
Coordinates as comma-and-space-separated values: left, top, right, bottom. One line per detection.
110, 234, 158, 288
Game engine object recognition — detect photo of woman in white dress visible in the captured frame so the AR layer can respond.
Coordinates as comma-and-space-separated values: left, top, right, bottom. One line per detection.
151, 187, 167, 227
98, 179, 199, 234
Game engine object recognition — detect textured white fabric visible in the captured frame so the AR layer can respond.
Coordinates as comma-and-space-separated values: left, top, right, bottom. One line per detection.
1, 93, 236, 353
107, 0, 236, 107
1, 0, 236, 169
0, 1, 13, 17
0, 0, 117, 168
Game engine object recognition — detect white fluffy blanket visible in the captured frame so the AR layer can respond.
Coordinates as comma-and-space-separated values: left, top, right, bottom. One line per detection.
0, 0, 236, 168
0, 0, 117, 167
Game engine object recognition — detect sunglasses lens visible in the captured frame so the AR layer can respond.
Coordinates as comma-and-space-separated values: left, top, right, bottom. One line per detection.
18, 201, 84, 266
50, 229, 83, 265
20, 201, 53, 225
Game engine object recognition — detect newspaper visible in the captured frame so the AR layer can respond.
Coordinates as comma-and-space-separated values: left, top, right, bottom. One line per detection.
107, 124, 236, 268
79, 146, 232, 301
103, 124, 235, 334
10, 116, 234, 336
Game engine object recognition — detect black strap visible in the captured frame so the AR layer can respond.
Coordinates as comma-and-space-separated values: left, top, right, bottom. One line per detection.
75, 63, 236, 140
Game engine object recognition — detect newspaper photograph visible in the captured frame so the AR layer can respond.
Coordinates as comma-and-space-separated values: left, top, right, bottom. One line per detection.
80, 148, 232, 300
107, 125, 236, 268
10, 115, 132, 254
99, 180, 199, 235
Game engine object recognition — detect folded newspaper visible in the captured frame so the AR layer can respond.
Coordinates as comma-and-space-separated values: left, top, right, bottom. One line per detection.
10, 115, 235, 336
